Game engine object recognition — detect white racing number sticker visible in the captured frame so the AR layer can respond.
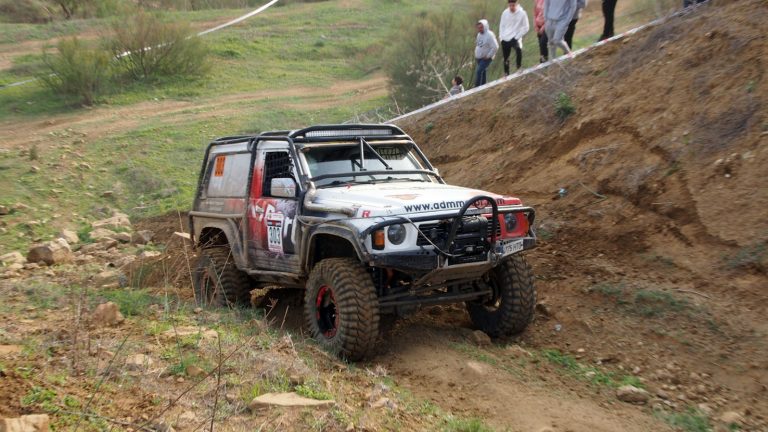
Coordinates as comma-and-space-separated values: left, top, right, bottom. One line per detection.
503, 239, 524, 255
266, 212, 284, 253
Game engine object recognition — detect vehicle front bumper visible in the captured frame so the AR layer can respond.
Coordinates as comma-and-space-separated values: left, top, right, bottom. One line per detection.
368, 236, 537, 272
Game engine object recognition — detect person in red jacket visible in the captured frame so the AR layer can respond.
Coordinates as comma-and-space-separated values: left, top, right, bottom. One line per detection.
534, 0, 548, 63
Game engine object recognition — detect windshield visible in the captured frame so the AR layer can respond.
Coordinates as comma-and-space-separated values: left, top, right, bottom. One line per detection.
302, 143, 434, 187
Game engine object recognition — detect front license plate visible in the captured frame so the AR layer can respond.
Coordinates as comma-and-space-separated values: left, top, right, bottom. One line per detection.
503, 239, 524, 255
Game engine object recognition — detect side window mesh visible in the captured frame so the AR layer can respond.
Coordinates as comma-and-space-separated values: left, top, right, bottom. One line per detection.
263, 152, 293, 196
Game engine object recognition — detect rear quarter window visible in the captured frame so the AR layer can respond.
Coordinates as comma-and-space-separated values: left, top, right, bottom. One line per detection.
205, 152, 251, 197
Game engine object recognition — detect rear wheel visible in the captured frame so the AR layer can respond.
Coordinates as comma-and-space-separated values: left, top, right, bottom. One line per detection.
466, 254, 536, 337
304, 258, 380, 361
193, 247, 252, 307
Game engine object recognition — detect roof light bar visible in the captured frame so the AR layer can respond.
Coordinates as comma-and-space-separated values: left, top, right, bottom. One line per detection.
303, 128, 393, 138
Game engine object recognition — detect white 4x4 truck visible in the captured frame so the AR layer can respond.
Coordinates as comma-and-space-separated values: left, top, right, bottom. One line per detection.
190, 124, 537, 360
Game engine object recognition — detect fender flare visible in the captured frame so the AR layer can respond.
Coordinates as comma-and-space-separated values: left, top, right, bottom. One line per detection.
302, 224, 367, 272
194, 218, 247, 270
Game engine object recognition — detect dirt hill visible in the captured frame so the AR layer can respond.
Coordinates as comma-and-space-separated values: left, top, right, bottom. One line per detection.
395, 0, 768, 427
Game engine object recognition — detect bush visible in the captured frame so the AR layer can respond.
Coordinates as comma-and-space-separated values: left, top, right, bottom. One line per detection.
0, 0, 54, 23
385, 0, 498, 111
554, 92, 575, 120
386, 9, 474, 111
110, 11, 210, 81
40, 37, 112, 106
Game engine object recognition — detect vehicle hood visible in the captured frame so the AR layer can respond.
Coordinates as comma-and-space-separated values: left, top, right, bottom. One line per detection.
309, 182, 522, 218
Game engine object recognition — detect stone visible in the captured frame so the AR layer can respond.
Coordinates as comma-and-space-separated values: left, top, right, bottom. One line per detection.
616, 385, 649, 404
369, 397, 396, 410
138, 250, 162, 259
248, 392, 335, 411
93, 271, 122, 287
91, 212, 131, 231
0, 205, 9, 215
27, 239, 72, 266
0, 252, 25, 265
471, 330, 492, 346
0, 414, 51, 432
719, 411, 743, 425
173, 232, 191, 241
89, 228, 117, 241
0, 345, 23, 356
91, 302, 124, 327
535, 302, 553, 317
124, 354, 154, 371
114, 232, 132, 243
79, 239, 118, 254
132, 230, 154, 245
58, 229, 79, 245
177, 411, 196, 426
8, 264, 23, 271
111, 255, 136, 268
186, 365, 205, 378
160, 326, 218, 342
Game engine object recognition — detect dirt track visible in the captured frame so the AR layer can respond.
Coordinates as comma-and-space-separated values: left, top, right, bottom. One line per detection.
0, 75, 387, 150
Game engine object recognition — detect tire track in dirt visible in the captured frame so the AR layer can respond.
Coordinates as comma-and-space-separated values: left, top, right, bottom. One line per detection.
0, 75, 387, 149
379, 320, 671, 432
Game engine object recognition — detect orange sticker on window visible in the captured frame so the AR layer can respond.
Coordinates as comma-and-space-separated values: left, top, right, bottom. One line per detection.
214, 155, 226, 177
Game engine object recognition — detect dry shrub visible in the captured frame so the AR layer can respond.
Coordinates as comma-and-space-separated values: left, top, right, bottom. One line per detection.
0, 0, 54, 23
40, 37, 112, 106
110, 11, 210, 81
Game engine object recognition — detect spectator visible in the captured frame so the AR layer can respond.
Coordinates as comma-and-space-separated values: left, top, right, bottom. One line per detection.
448, 76, 464, 96
564, 0, 587, 49
474, 19, 499, 87
534, 0, 548, 63
545, 0, 577, 60
599, 0, 617, 41
499, 0, 530, 76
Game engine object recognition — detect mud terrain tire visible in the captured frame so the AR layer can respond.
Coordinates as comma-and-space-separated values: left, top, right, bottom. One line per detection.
304, 258, 380, 361
466, 255, 536, 337
193, 247, 251, 307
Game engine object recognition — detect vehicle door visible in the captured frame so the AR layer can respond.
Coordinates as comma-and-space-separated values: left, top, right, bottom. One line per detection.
247, 142, 301, 274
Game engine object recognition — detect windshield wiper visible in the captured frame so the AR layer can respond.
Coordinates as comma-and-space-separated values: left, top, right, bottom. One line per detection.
378, 177, 427, 183
318, 179, 375, 188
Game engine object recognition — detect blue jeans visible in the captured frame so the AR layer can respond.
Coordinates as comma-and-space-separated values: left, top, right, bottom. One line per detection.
475, 58, 492, 87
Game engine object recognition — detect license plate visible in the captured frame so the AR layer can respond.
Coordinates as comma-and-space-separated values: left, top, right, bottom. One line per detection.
503, 239, 524, 255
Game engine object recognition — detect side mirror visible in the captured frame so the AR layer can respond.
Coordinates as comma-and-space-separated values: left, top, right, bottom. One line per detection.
271, 178, 297, 198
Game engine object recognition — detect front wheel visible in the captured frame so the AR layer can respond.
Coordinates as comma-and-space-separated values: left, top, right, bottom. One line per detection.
466, 254, 536, 337
304, 258, 380, 361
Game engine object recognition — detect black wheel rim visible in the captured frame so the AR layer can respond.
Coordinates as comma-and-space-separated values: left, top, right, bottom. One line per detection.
315, 285, 339, 338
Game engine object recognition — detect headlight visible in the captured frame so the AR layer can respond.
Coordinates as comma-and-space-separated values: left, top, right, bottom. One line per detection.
504, 213, 517, 231
387, 224, 406, 245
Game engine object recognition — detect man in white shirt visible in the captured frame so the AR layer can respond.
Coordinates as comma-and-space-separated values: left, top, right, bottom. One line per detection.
499, 0, 530, 76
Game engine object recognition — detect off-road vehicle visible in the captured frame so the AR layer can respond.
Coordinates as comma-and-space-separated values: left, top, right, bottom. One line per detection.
190, 124, 537, 360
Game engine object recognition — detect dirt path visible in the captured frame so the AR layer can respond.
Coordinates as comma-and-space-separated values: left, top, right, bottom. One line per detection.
0, 75, 387, 149
379, 320, 670, 432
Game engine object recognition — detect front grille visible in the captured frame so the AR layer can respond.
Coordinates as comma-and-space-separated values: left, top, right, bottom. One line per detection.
416, 217, 500, 247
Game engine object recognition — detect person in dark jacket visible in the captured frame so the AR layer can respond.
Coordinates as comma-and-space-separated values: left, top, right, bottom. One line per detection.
599, 0, 617, 41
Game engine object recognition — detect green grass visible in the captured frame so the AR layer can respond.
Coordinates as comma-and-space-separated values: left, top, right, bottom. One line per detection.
589, 282, 694, 318
542, 349, 643, 389
442, 417, 494, 432
96, 288, 158, 316
295, 382, 334, 400
656, 407, 712, 432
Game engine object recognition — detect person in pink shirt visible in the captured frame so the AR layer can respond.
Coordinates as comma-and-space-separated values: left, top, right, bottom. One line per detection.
534, 0, 548, 63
